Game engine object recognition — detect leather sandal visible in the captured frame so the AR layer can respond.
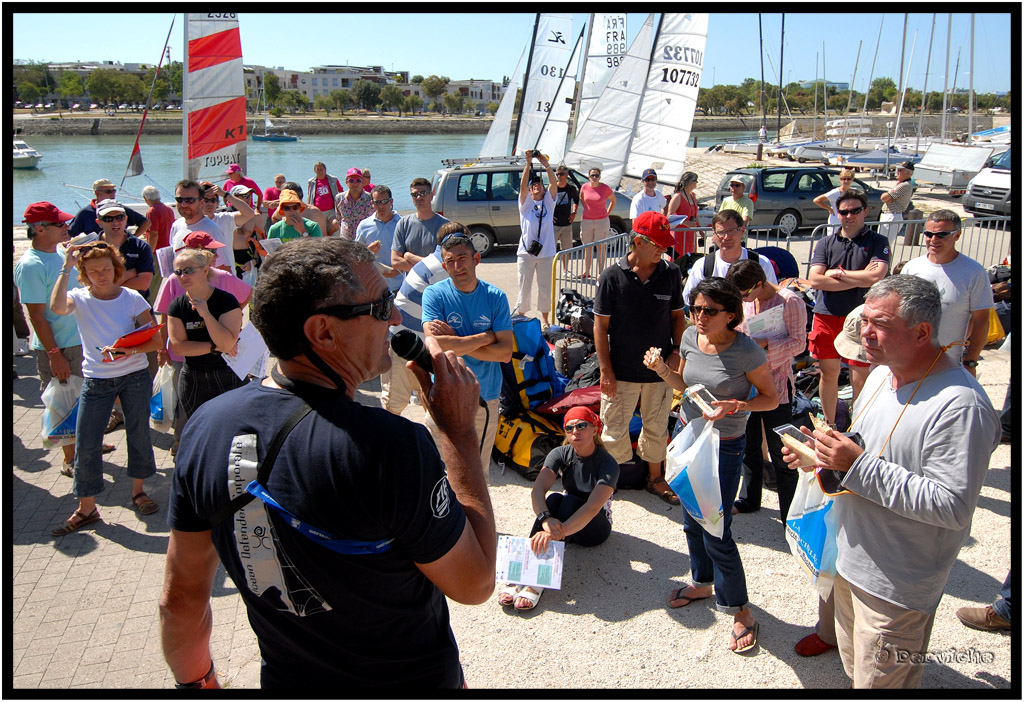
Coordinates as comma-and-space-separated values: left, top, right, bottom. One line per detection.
50, 509, 101, 536
646, 476, 680, 505
131, 492, 159, 515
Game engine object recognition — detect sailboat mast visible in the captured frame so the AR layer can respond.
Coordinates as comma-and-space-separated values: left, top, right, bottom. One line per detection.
840, 41, 862, 147
512, 14, 541, 156
892, 31, 918, 148
812, 53, 818, 139
968, 13, 974, 142
776, 14, 784, 137
821, 42, 828, 126
940, 14, 952, 142
618, 13, 663, 183
860, 16, 884, 135
122, 14, 175, 188
758, 15, 766, 131
916, 15, 936, 153
572, 13, 596, 139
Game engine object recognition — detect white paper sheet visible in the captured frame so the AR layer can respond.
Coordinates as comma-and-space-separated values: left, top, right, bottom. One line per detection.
261, 237, 284, 255
156, 246, 175, 278
746, 305, 788, 340
495, 535, 564, 590
223, 323, 269, 380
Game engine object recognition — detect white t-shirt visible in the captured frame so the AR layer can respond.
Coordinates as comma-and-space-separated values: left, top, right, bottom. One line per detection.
630, 190, 664, 218
518, 192, 556, 258
170, 216, 235, 270
901, 254, 994, 361
67, 287, 152, 378
682, 249, 779, 303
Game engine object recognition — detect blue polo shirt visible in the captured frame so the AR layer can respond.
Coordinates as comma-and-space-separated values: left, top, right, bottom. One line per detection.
809, 227, 891, 317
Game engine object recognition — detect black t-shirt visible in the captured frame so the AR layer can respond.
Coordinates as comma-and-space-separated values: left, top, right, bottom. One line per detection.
553, 183, 580, 226
543, 444, 619, 501
593, 256, 684, 382
809, 227, 891, 317
167, 287, 241, 370
100, 234, 155, 300
167, 381, 468, 688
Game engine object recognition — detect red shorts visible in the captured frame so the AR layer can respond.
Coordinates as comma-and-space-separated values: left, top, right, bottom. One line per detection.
809, 313, 871, 367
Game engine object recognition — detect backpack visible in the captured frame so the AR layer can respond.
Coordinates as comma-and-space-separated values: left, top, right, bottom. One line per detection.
564, 353, 602, 392
555, 287, 596, 338
491, 409, 564, 481
499, 315, 558, 411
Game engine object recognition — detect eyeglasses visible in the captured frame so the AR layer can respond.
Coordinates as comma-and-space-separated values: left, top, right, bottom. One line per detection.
173, 266, 200, 277
839, 177, 853, 182
202, 198, 219, 204
741, 283, 759, 298
175, 196, 198, 204
315, 289, 396, 323
37, 221, 69, 228
347, 178, 362, 184
556, 172, 568, 177
410, 190, 430, 198
100, 214, 126, 222
279, 204, 301, 211
690, 304, 725, 318
729, 183, 744, 188
644, 177, 657, 182
640, 235, 667, 250
98, 188, 116, 194
714, 227, 743, 237
564, 421, 592, 432
371, 198, 393, 206
922, 228, 959, 239
837, 206, 865, 216
588, 173, 601, 178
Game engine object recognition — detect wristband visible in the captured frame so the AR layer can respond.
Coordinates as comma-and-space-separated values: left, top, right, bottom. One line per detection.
175, 662, 216, 689
47, 347, 62, 356
537, 511, 551, 524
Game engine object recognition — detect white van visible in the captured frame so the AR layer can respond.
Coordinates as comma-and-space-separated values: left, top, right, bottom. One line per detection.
962, 147, 1012, 217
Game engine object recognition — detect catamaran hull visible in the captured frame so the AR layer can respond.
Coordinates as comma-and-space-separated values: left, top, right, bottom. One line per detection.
252, 134, 298, 142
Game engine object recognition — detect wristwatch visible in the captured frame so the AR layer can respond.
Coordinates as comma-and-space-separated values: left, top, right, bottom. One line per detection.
537, 511, 551, 524
174, 662, 216, 689
963, 359, 979, 369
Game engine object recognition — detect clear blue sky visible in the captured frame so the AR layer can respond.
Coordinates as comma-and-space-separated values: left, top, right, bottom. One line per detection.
12, 12, 1012, 94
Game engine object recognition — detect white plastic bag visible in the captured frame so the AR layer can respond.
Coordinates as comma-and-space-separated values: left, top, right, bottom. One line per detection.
785, 469, 839, 599
241, 262, 258, 288
41, 375, 84, 448
665, 417, 724, 539
150, 363, 176, 432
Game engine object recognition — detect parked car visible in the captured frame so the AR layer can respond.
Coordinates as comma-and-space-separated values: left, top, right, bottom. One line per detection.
431, 159, 634, 257
715, 166, 884, 236
962, 147, 1011, 217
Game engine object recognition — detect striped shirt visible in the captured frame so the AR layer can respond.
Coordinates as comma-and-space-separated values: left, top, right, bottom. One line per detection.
885, 180, 913, 213
394, 249, 448, 335
738, 287, 807, 404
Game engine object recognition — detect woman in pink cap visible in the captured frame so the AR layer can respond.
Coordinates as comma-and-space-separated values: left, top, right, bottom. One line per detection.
497, 406, 619, 611
335, 167, 374, 239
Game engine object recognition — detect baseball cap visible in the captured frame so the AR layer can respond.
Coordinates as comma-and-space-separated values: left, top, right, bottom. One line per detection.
833, 304, 868, 363
632, 211, 674, 248
224, 164, 242, 174
642, 168, 658, 180
177, 231, 226, 251
729, 174, 746, 185
896, 161, 915, 171
346, 167, 363, 179
96, 199, 126, 217
23, 202, 74, 224
229, 184, 254, 197
92, 178, 115, 191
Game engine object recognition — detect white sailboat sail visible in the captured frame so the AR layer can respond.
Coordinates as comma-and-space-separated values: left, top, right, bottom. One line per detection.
182, 13, 247, 181
531, 29, 584, 165
513, 13, 573, 156
624, 13, 709, 186
479, 46, 526, 158
574, 13, 628, 138
563, 14, 655, 188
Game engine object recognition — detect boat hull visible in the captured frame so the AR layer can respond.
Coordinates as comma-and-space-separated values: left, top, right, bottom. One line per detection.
252, 134, 298, 142
13, 155, 41, 169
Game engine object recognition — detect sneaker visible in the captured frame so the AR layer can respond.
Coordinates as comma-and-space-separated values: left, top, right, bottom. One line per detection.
794, 632, 838, 657
13, 338, 32, 357
956, 605, 1011, 632
60, 462, 74, 478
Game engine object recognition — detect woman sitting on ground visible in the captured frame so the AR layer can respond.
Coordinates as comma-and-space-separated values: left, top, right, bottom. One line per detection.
48, 241, 163, 536
166, 247, 245, 418
498, 407, 618, 611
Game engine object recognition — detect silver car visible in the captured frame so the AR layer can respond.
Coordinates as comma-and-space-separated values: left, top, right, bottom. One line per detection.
431, 160, 634, 257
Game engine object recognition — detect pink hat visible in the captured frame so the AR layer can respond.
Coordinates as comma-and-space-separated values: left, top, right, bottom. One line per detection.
177, 231, 226, 251
346, 167, 363, 179
224, 164, 242, 174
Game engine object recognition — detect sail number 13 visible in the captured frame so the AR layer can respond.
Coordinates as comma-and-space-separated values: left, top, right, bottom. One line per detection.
661, 68, 701, 87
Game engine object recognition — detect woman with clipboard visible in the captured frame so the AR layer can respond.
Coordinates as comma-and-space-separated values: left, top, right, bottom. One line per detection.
49, 242, 164, 535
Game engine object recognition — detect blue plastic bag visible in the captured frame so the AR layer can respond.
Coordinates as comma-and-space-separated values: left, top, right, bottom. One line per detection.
41, 375, 83, 448
785, 469, 839, 598
150, 363, 176, 432
665, 417, 724, 539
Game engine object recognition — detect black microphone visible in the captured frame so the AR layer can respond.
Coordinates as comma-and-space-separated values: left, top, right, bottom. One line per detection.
391, 329, 432, 373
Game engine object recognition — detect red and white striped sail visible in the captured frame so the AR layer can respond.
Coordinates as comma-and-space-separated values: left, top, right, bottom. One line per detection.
182, 13, 247, 181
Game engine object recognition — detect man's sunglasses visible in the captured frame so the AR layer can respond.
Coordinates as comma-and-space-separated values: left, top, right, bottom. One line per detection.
690, 305, 725, 318
100, 214, 126, 222
410, 190, 431, 198
279, 205, 302, 211
922, 229, 959, 239
314, 290, 396, 322
175, 196, 198, 204
202, 198, 219, 204
371, 197, 393, 206
564, 421, 592, 432
38, 221, 69, 228
837, 206, 865, 216
346, 178, 362, 184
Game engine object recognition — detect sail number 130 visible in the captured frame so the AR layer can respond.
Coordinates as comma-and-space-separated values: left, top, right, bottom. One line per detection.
661, 67, 701, 87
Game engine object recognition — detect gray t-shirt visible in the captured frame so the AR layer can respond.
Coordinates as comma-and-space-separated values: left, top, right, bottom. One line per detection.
679, 325, 768, 437
901, 255, 994, 362
391, 213, 450, 258
835, 364, 999, 613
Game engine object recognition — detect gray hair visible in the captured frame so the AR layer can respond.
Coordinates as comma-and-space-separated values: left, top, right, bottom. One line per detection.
865, 275, 942, 337
141, 185, 161, 202
926, 209, 962, 230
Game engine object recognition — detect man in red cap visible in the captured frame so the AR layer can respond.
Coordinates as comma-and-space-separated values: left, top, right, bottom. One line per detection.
593, 211, 686, 505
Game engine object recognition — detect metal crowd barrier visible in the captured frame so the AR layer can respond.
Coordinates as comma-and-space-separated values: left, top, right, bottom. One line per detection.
801, 216, 1012, 277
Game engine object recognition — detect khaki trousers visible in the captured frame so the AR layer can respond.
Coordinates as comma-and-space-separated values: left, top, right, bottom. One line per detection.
426, 398, 501, 474
381, 345, 418, 415
599, 380, 672, 465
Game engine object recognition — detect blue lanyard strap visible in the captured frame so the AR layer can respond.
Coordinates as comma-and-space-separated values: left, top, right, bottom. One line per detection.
245, 480, 395, 556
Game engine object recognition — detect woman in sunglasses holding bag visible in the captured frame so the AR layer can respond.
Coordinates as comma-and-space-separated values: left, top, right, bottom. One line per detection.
48, 241, 164, 535
514, 150, 558, 329
497, 407, 618, 612
166, 247, 245, 420
643, 277, 778, 654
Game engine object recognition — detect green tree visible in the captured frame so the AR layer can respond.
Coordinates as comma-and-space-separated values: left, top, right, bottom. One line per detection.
13, 61, 52, 96
486, 101, 499, 115
152, 79, 170, 105
330, 89, 353, 114
379, 84, 405, 115
282, 90, 309, 113
57, 72, 84, 104
420, 75, 449, 111
114, 73, 146, 106
442, 93, 464, 114
85, 68, 120, 104
403, 94, 423, 114
264, 73, 282, 106
314, 94, 332, 116
18, 81, 40, 104
352, 79, 381, 110
411, 75, 424, 84
868, 76, 897, 110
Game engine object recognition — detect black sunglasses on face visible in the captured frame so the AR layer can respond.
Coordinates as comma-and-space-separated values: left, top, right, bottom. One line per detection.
690, 305, 724, 318
315, 290, 396, 322
100, 214, 126, 222
922, 229, 958, 239
175, 196, 198, 204
564, 421, 591, 432
372, 198, 393, 205
837, 206, 865, 216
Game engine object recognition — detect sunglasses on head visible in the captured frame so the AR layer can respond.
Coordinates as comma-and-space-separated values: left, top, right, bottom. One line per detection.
922, 229, 958, 239
80, 241, 110, 251
175, 196, 198, 204
564, 421, 591, 432
440, 232, 471, 245
690, 304, 725, 318
173, 266, 202, 277
837, 206, 865, 216
100, 213, 126, 222
314, 289, 396, 323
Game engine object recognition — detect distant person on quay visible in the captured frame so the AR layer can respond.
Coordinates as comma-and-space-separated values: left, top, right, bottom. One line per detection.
514, 150, 558, 328
141, 185, 175, 255
391, 177, 450, 273
262, 173, 286, 231
305, 162, 342, 235
355, 184, 404, 293
719, 175, 754, 227
813, 168, 858, 231
170, 180, 235, 272
361, 167, 375, 194
159, 238, 497, 688
68, 178, 151, 241
223, 163, 263, 213
578, 165, 616, 278
198, 182, 257, 279
664, 171, 701, 256
551, 164, 580, 273
497, 407, 618, 612
879, 161, 914, 240
267, 190, 323, 242
48, 241, 163, 535
630, 168, 665, 218
782, 275, 1000, 688
336, 167, 375, 240
682, 210, 777, 303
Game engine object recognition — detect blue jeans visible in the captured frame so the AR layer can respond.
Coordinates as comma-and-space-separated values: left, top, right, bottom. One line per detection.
74, 368, 156, 498
682, 434, 748, 613
993, 570, 1012, 623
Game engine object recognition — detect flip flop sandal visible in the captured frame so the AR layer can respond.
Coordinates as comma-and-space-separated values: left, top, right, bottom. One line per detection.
497, 583, 521, 607
669, 585, 712, 608
60, 462, 74, 478
514, 586, 543, 611
732, 621, 760, 654
50, 509, 101, 537
646, 477, 681, 505
105, 409, 124, 433
131, 492, 160, 515
102, 443, 116, 454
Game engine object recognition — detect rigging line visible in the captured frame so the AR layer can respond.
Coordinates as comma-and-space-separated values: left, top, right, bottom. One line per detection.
531, 26, 585, 154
